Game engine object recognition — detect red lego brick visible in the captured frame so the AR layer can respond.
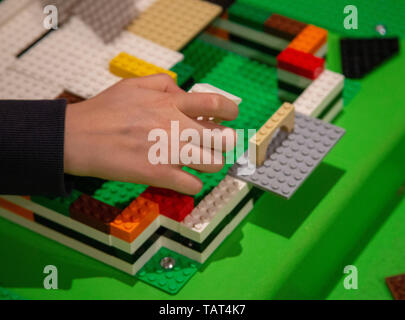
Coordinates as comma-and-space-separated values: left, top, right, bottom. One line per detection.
0, 197, 34, 221
140, 187, 194, 222
69, 194, 122, 234
277, 47, 325, 80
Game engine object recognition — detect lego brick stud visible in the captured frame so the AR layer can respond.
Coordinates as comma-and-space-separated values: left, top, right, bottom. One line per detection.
249, 103, 295, 166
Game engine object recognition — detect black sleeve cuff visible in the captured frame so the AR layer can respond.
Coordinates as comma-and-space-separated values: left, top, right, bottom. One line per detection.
0, 99, 72, 196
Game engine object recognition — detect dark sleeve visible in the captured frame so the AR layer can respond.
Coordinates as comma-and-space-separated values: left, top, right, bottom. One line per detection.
0, 100, 73, 196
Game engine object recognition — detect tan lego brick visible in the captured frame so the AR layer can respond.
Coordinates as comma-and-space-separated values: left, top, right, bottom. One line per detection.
127, 0, 222, 51
249, 103, 295, 166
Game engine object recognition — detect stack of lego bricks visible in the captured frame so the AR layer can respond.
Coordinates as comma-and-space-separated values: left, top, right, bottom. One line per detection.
0, 0, 347, 295
202, 1, 345, 122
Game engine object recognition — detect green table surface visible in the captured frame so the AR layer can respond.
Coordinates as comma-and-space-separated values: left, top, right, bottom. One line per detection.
328, 190, 405, 300
1, 36, 404, 300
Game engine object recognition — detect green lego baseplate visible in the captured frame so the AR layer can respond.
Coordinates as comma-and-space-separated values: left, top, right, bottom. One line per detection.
182, 39, 229, 82
235, 0, 405, 37
170, 61, 195, 89
136, 247, 201, 294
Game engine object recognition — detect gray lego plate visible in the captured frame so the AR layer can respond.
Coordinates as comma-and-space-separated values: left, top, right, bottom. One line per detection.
228, 113, 345, 199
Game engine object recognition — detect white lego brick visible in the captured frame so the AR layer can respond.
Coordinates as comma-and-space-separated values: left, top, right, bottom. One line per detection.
135, 0, 158, 13
0, 0, 31, 27
0, 196, 111, 245
315, 42, 328, 58
0, 55, 16, 76
189, 83, 242, 105
0, 69, 63, 99
180, 176, 250, 243
277, 69, 313, 89
321, 98, 343, 123
161, 236, 200, 261
13, 17, 182, 98
293, 69, 344, 118
130, 237, 162, 275
0, 203, 162, 275
163, 198, 254, 263
0, 206, 135, 275
111, 217, 161, 254
0, 1, 47, 56
200, 198, 254, 263
159, 215, 182, 233
109, 31, 184, 70
212, 18, 289, 52
0, 1, 46, 73
13, 18, 120, 98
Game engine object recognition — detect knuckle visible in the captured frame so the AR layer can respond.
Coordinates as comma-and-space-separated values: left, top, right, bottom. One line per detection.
207, 94, 221, 113
121, 77, 137, 86
157, 73, 174, 83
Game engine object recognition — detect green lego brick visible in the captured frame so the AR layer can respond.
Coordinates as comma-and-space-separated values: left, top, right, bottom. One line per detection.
344, 79, 361, 107
170, 61, 195, 89
182, 39, 229, 82
228, 1, 271, 31
93, 181, 148, 209
136, 247, 200, 294
31, 190, 82, 217
0, 287, 25, 300
237, 0, 405, 37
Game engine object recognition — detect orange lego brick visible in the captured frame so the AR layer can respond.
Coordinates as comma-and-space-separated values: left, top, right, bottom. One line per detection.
127, 0, 222, 51
0, 197, 34, 221
110, 197, 159, 243
288, 24, 328, 54
109, 52, 178, 82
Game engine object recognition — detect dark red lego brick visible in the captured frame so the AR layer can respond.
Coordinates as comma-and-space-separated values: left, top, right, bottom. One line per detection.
277, 47, 325, 79
140, 187, 194, 222
69, 194, 121, 234
386, 273, 405, 300
56, 90, 85, 104
264, 14, 307, 41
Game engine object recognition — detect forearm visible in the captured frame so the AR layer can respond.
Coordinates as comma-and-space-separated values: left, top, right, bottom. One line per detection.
0, 99, 72, 196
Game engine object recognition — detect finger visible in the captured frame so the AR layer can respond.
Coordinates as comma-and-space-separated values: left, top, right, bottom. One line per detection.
159, 166, 203, 195
197, 120, 238, 152
178, 115, 238, 153
174, 92, 239, 121
183, 149, 225, 173
126, 74, 183, 93
176, 142, 225, 171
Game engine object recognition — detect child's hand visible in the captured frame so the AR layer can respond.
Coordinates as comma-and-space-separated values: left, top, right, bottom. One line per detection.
64, 74, 239, 195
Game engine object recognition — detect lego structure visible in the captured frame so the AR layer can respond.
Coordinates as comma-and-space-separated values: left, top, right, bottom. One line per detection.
0, 0, 403, 299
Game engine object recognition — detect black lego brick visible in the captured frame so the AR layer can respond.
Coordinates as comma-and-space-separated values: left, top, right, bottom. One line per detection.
340, 37, 399, 79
